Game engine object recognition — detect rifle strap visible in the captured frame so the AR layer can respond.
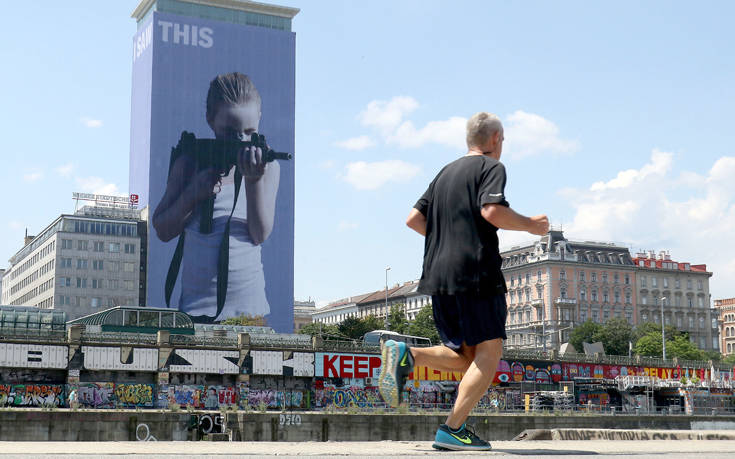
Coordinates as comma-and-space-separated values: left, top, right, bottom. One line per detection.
164, 231, 185, 308
215, 168, 243, 320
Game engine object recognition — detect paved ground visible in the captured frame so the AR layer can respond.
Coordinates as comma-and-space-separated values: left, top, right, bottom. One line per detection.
1, 440, 735, 458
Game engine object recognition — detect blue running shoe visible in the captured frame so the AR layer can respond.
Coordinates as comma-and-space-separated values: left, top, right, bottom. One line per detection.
432, 423, 491, 451
378, 339, 413, 407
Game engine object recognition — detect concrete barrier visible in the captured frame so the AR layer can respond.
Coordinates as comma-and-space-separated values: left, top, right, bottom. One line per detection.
1, 410, 735, 441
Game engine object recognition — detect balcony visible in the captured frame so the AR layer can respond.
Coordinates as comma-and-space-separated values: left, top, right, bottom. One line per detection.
555, 297, 577, 305
531, 299, 544, 307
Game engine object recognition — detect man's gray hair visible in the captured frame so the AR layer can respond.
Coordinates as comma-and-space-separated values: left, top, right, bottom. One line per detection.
466, 112, 503, 149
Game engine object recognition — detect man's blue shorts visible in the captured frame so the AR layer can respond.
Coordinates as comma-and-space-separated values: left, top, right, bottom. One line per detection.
431, 292, 507, 351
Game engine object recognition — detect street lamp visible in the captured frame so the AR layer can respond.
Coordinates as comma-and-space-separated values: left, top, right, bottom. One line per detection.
661, 296, 667, 361
384, 266, 391, 330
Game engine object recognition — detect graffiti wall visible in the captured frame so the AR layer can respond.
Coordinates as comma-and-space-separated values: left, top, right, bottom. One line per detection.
313, 387, 381, 409
0, 384, 64, 407
114, 383, 155, 408
78, 382, 115, 408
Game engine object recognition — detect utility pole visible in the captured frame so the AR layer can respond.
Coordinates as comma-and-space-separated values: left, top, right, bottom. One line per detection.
384, 266, 391, 330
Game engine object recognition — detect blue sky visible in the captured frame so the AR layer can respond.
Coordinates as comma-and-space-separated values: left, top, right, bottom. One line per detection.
1, 1, 733, 307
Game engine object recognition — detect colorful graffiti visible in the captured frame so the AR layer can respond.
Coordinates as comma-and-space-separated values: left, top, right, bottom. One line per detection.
167, 385, 204, 408
313, 387, 381, 409
78, 382, 114, 408
245, 389, 306, 409
114, 383, 154, 408
0, 384, 64, 407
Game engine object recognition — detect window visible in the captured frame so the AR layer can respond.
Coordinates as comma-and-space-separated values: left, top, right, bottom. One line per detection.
614, 273, 619, 284
652, 277, 658, 288
60, 258, 72, 268
560, 270, 566, 281
698, 297, 704, 308
615, 291, 621, 303
124, 280, 135, 290
525, 310, 531, 322
580, 289, 586, 301
91, 279, 102, 289
640, 276, 646, 287
76, 259, 88, 269
687, 279, 692, 289
663, 277, 669, 288
697, 280, 703, 291
676, 296, 681, 306
109, 243, 120, 253
603, 310, 610, 321
675, 278, 681, 288
642, 313, 648, 322
510, 277, 514, 287
580, 309, 587, 322
592, 310, 599, 322
526, 273, 530, 284
537, 270, 542, 282
92, 260, 104, 270
642, 295, 647, 305
625, 309, 633, 323
591, 289, 598, 302
123, 262, 135, 272
580, 271, 586, 282
712, 318, 718, 329
625, 274, 630, 285
561, 288, 567, 299
700, 336, 706, 348
61, 239, 73, 249
677, 316, 683, 328
603, 290, 609, 303
58, 295, 71, 305
124, 243, 136, 254
59, 277, 71, 287
108, 261, 120, 272
563, 309, 570, 321
592, 272, 597, 282
602, 273, 608, 283
625, 292, 631, 304
665, 315, 670, 325
689, 316, 695, 329
688, 297, 693, 308
76, 277, 87, 288
91, 297, 100, 308
77, 240, 88, 251
93, 241, 104, 252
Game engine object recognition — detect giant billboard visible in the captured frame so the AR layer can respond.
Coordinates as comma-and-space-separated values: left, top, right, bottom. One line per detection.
130, 10, 295, 331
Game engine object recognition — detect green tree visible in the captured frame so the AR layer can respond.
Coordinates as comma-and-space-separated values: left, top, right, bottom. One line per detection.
633, 322, 682, 342
338, 315, 383, 340
634, 331, 663, 357
569, 320, 603, 354
722, 354, 735, 365
597, 318, 634, 355
387, 304, 409, 334
220, 314, 265, 326
666, 334, 705, 360
408, 304, 440, 344
297, 322, 344, 341
702, 350, 723, 363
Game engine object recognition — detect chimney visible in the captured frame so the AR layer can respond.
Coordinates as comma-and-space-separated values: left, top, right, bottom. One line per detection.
23, 228, 35, 246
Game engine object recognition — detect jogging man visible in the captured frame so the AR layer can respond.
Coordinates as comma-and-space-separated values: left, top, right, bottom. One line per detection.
378, 112, 549, 451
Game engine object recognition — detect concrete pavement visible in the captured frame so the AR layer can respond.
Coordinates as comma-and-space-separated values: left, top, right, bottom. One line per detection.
0, 440, 735, 458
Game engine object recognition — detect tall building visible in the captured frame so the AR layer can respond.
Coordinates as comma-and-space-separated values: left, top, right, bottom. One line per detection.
502, 230, 637, 351
631, 251, 717, 352
715, 298, 735, 355
293, 299, 315, 332
1, 206, 146, 321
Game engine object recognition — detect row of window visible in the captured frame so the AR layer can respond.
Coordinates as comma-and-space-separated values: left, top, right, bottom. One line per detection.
71, 220, 137, 237
639, 312, 716, 330
58, 277, 137, 291
725, 314, 735, 322
724, 327, 735, 337
508, 270, 633, 287
58, 258, 137, 273
6, 240, 56, 281
8, 259, 55, 296
578, 309, 634, 323
640, 294, 705, 308
638, 259, 690, 270
61, 239, 136, 254
57, 295, 137, 308
640, 275, 702, 290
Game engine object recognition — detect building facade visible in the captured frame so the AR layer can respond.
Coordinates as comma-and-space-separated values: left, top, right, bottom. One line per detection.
632, 251, 717, 352
314, 281, 431, 326
293, 299, 316, 332
1, 206, 146, 321
715, 298, 735, 356
502, 230, 637, 351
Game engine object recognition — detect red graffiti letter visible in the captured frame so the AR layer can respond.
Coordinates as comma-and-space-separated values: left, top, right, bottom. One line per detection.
354, 356, 368, 378
323, 355, 339, 378
340, 356, 354, 378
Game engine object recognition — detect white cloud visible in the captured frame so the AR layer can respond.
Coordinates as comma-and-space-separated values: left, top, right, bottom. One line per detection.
358, 96, 419, 135
80, 117, 103, 128
562, 150, 735, 299
75, 176, 121, 195
23, 171, 43, 182
503, 110, 579, 159
337, 220, 359, 232
8, 220, 23, 230
388, 116, 466, 150
334, 135, 375, 151
55, 163, 75, 177
341, 160, 421, 191
319, 160, 335, 169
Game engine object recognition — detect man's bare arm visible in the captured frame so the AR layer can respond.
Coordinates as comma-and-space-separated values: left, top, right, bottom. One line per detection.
406, 208, 427, 236
481, 204, 549, 236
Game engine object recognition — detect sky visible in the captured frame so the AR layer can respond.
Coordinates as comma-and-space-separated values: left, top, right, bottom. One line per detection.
0, 1, 733, 308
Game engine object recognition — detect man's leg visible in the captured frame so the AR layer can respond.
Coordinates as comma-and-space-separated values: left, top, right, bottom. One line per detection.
445, 338, 503, 429
410, 344, 474, 373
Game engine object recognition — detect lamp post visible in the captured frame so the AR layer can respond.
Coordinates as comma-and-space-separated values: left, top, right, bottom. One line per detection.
661, 296, 667, 361
384, 266, 391, 330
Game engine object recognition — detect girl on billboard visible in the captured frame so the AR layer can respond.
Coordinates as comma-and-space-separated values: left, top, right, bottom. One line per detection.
152, 72, 279, 322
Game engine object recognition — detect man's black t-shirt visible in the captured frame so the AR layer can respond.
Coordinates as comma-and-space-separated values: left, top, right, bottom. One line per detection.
415, 155, 509, 296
